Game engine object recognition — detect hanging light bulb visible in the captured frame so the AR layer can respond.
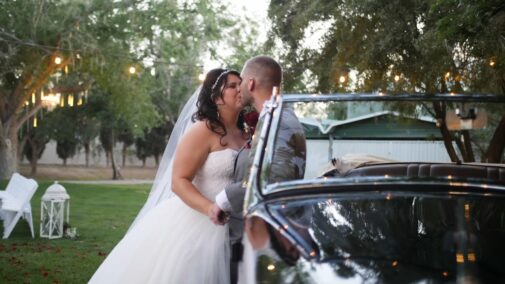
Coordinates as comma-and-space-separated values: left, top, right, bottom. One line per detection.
339, 75, 346, 83
60, 95, 65, 107
31, 93, 36, 103
445, 71, 451, 79
77, 97, 83, 106
394, 75, 400, 82
68, 95, 74, 107
33, 117, 37, 128
489, 59, 496, 67
129, 66, 136, 74
64, 65, 69, 74
54, 56, 62, 65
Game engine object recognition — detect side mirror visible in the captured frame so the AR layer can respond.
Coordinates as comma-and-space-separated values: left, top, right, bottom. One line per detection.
446, 107, 487, 130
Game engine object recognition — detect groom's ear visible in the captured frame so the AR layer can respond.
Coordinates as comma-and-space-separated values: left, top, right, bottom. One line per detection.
247, 78, 255, 92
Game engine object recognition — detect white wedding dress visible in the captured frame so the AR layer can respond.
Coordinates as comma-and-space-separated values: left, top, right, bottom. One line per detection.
89, 149, 237, 284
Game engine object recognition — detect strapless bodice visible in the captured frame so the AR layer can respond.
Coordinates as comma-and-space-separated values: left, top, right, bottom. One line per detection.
192, 148, 236, 200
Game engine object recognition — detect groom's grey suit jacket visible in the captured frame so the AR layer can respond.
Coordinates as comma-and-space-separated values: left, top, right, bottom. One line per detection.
225, 107, 307, 245
226, 146, 250, 245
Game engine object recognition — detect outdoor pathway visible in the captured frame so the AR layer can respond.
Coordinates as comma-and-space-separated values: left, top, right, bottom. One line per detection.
62, 179, 153, 185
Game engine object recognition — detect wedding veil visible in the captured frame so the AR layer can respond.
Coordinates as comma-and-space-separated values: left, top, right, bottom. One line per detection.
128, 86, 201, 231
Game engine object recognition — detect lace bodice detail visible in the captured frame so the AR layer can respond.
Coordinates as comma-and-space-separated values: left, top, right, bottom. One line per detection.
193, 148, 236, 200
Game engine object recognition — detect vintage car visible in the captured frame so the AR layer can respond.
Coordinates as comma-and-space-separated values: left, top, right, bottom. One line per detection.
241, 92, 505, 283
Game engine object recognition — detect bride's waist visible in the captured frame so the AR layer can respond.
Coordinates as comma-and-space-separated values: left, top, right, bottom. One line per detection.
192, 176, 232, 200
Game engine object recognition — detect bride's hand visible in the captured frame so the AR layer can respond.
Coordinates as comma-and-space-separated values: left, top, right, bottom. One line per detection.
208, 203, 228, 225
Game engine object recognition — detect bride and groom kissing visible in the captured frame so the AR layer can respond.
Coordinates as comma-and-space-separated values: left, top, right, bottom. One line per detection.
89, 55, 306, 284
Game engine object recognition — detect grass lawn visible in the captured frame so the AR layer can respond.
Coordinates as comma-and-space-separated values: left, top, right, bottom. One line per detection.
0, 180, 150, 283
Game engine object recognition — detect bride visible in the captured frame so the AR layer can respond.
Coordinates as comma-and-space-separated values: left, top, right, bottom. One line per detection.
89, 68, 248, 284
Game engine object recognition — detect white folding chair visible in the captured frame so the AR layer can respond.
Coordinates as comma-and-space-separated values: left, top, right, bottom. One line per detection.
0, 173, 38, 239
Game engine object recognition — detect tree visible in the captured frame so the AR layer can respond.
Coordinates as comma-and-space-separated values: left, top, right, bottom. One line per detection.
0, 0, 237, 179
56, 139, 78, 166
22, 122, 50, 175
268, 0, 505, 162
117, 126, 135, 168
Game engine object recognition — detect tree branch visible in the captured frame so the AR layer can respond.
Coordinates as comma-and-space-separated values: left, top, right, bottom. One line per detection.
433, 101, 460, 163
9, 53, 70, 122
461, 130, 475, 162
16, 101, 43, 129
50, 81, 93, 94
484, 116, 505, 163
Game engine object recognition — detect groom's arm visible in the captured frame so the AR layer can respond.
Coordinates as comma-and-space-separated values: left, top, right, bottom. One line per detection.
215, 146, 250, 214
210, 183, 245, 225
217, 182, 246, 214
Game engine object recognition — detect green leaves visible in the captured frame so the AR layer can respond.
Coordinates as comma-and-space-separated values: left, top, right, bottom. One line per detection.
269, 0, 505, 95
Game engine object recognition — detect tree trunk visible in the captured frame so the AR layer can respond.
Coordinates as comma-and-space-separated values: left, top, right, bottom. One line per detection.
433, 102, 460, 163
0, 126, 19, 179
154, 154, 159, 166
84, 142, 90, 167
0, 137, 15, 180
30, 143, 39, 177
110, 132, 122, 180
122, 144, 127, 168
63, 158, 67, 166
461, 130, 475, 162
18, 135, 28, 163
484, 116, 505, 163
142, 158, 146, 167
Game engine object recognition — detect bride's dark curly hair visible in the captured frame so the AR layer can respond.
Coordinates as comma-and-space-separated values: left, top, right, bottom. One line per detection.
192, 68, 245, 144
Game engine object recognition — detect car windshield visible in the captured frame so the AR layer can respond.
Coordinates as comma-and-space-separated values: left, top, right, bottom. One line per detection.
267, 189, 505, 281
258, 95, 505, 194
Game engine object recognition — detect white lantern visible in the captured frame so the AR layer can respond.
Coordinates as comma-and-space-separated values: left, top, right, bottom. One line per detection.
40, 181, 70, 239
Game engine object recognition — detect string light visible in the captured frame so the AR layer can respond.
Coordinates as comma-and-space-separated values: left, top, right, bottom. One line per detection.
339, 75, 346, 83
394, 75, 400, 82
33, 117, 37, 128
54, 56, 62, 65
31, 93, 36, 103
489, 59, 496, 67
445, 72, 451, 79
129, 66, 136, 74
68, 95, 74, 107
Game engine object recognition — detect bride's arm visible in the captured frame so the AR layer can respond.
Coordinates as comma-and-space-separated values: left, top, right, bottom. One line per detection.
172, 122, 213, 215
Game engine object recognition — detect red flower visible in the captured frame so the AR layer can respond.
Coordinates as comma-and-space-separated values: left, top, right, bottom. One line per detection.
243, 111, 259, 134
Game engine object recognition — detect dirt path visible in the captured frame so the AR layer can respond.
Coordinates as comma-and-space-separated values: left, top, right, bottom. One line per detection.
19, 164, 157, 181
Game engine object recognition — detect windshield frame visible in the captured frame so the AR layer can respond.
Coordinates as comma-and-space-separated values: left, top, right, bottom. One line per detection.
249, 93, 505, 198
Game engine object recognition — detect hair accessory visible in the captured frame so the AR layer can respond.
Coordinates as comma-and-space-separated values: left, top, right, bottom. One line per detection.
211, 70, 229, 91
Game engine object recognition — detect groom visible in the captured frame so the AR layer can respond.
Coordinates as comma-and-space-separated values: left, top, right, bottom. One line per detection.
208, 55, 306, 284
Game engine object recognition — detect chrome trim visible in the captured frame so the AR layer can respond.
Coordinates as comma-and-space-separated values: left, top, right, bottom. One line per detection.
281, 93, 505, 103
244, 90, 283, 212
263, 176, 505, 196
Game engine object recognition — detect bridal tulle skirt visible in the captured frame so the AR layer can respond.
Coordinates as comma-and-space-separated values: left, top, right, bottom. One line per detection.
89, 149, 237, 284
89, 197, 230, 283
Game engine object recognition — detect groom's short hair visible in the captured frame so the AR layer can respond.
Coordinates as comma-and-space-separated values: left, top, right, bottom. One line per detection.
244, 56, 282, 90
